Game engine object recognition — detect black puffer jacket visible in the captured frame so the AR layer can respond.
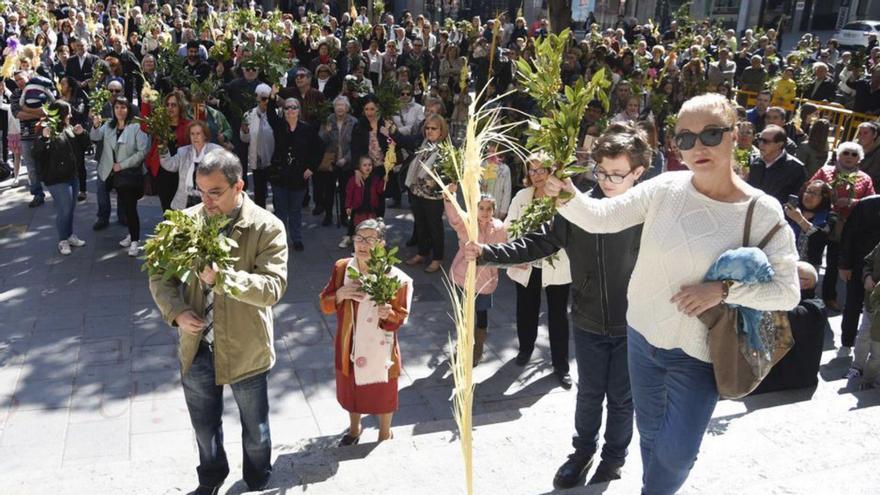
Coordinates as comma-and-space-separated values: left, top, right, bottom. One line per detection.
33, 127, 91, 186
480, 186, 643, 337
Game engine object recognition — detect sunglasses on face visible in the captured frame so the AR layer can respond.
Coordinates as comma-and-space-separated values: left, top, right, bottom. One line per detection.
674, 126, 732, 150
400, 92, 411, 96
284, 105, 300, 111
243, 66, 257, 71
840, 150, 860, 157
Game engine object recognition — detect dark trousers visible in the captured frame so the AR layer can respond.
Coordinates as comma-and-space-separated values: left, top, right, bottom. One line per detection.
515, 268, 570, 373
76, 156, 87, 194
181, 344, 272, 490
411, 195, 445, 260
252, 168, 270, 209
572, 329, 633, 465
337, 168, 353, 224
842, 265, 866, 347
116, 187, 141, 241
313, 170, 335, 215
156, 168, 179, 212
822, 240, 840, 301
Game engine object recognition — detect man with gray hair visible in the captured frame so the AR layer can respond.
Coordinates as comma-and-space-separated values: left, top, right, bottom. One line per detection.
149, 149, 288, 495
807, 62, 836, 102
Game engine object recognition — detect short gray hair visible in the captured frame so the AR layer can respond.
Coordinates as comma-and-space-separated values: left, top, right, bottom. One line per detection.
355, 218, 386, 238
197, 149, 243, 185
837, 141, 865, 161
333, 95, 351, 111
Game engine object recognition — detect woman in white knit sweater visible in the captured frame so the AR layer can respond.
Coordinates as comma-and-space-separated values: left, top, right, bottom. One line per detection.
541, 94, 800, 493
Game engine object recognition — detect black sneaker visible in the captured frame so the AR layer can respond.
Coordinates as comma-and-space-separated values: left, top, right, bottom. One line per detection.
322, 213, 332, 226
555, 370, 573, 389
28, 196, 44, 207
293, 241, 305, 251
553, 451, 594, 489
514, 350, 532, 366
587, 461, 623, 485
92, 219, 109, 231
186, 483, 222, 495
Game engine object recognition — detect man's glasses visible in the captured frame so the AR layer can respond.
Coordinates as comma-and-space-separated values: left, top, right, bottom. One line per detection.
674, 127, 732, 150
593, 167, 634, 184
243, 66, 257, 72
400, 92, 411, 96
757, 137, 781, 145
295, 74, 308, 78
284, 105, 300, 111
352, 235, 381, 245
197, 186, 231, 200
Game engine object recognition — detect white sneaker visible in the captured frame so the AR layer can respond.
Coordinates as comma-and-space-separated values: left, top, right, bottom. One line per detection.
338, 236, 351, 249
67, 234, 86, 247
58, 240, 71, 255
128, 241, 139, 257
119, 235, 132, 247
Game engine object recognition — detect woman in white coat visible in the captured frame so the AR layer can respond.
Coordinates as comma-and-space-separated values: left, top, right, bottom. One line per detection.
504, 153, 573, 387
159, 120, 223, 211
240, 84, 275, 208
90, 97, 150, 256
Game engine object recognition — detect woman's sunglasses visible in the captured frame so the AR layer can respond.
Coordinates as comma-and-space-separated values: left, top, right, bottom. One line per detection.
674, 127, 731, 150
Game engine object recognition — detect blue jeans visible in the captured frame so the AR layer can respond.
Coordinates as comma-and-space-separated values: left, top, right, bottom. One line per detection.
46, 179, 77, 241
627, 327, 718, 495
272, 186, 305, 243
96, 175, 125, 224
181, 344, 272, 490
20, 140, 44, 199
572, 329, 632, 466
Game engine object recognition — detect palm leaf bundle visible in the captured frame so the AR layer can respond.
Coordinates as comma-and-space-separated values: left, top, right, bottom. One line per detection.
420, 89, 526, 495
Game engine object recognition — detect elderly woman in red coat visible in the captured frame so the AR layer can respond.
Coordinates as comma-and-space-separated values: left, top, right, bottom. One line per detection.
320, 219, 412, 446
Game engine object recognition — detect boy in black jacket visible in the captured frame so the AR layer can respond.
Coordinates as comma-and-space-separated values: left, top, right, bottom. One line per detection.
464, 124, 649, 489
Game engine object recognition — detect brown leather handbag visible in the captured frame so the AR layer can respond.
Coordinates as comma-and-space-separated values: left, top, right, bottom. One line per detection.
699, 197, 795, 399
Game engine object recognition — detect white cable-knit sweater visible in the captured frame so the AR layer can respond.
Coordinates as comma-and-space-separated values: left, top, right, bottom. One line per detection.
557, 171, 801, 362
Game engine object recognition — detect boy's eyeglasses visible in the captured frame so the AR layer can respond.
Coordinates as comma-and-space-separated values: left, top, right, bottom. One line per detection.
592, 168, 634, 184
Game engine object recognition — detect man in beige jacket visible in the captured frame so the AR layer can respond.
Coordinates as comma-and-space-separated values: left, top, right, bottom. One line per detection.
149, 149, 288, 495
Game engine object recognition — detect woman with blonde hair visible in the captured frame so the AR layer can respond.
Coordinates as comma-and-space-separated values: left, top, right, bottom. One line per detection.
536, 93, 799, 493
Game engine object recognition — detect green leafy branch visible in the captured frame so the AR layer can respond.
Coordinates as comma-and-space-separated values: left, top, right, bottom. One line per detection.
141, 210, 243, 295
346, 245, 403, 306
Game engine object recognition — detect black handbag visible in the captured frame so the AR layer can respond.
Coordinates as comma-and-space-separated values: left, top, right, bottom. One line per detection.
109, 141, 145, 197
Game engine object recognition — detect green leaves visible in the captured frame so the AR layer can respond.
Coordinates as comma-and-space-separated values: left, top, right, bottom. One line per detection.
347, 246, 403, 305
135, 104, 176, 148
507, 28, 604, 239
41, 103, 62, 138
141, 210, 242, 295
377, 79, 402, 119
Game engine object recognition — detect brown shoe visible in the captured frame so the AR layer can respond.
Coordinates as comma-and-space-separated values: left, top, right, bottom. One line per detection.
406, 254, 426, 266
473, 327, 488, 366
424, 260, 442, 273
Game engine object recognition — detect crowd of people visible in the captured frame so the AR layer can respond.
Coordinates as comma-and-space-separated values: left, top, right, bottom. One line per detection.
4, 0, 880, 494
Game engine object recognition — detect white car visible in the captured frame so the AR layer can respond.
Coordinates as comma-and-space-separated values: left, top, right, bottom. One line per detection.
834, 20, 880, 49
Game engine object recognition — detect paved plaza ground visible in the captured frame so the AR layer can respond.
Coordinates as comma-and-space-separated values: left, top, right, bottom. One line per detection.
0, 166, 878, 494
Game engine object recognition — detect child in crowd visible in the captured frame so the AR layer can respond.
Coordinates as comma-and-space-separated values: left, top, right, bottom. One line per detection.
465, 123, 649, 488
339, 155, 385, 249
481, 142, 512, 220
444, 188, 507, 365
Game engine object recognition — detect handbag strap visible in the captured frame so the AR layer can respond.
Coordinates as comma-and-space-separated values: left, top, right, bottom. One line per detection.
743, 195, 785, 249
